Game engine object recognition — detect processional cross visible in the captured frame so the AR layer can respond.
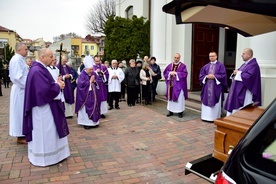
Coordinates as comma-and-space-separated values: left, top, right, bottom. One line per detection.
55, 42, 66, 75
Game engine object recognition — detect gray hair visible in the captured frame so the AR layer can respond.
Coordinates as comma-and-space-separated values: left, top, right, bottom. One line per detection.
111, 59, 118, 64
142, 61, 149, 69
129, 59, 135, 64
15, 42, 26, 51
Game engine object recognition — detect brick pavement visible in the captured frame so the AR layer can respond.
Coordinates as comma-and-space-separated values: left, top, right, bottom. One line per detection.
0, 85, 216, 184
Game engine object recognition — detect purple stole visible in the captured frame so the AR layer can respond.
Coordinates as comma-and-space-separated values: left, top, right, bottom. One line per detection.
168, 63, 181, 100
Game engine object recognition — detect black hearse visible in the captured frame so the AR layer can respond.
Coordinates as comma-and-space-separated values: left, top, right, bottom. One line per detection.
163, 0, 276, 183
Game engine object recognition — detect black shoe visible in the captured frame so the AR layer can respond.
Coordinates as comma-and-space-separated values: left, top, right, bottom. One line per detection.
178, 112, 183, 118
108, 107, 113, 110
66, 116, 73, 119
84, 126, 92, 129
148, 102, 152, 105
101, 114, 106, 118
132, 103, 135, 106
128, 104, 132, 107
166, 111, 173, 117
115, 106, 120, 109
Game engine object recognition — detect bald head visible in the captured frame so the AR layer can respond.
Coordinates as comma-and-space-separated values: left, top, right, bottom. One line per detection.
38, 48, 53, 66
242, 48, 253, 61
61, 56, 68, 65
173, 53, 181, 63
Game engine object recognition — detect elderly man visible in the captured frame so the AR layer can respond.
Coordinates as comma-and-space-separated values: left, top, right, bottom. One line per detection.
163, 53, 188, 118
23, 48, 70, 167
199, 51, 228, 122
57, 56, 74, 118
224, 48, 262, 116
143, 56, 149, 64
93, 55, 109, 118
47, 57, 65, 102
75, 56, 101, 129
107, 60, 125, 110
9, 43, 29, 144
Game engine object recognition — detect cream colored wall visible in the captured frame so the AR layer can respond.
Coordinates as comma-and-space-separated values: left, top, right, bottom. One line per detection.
71, 38, 82, 57
0, 32, 17, 51
82, 43, 99, 56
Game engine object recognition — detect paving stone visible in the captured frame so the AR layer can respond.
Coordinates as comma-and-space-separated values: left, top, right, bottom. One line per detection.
0, 86, 215, 183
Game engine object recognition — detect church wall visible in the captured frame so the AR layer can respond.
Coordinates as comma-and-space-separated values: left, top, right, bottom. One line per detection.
117, 0, 276, 106
236, 32, 276, 107
116, 0, 149, 19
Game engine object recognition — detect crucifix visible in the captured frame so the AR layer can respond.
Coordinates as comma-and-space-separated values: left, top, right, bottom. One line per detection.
55, 42, 66, 75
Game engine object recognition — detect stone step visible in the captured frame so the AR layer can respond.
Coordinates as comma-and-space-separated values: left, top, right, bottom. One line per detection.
156, 91, 202, 112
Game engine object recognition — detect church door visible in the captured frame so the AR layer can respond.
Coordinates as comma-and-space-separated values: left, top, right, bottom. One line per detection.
191, 23, 219, 90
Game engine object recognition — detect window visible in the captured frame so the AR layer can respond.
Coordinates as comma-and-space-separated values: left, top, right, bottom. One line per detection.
244, 109, 276, 176
85, 45, 88, 50
100, 40, 105, 46
91, 45, 94, 50
71, 45, 79, 51
126, 6, 133, 19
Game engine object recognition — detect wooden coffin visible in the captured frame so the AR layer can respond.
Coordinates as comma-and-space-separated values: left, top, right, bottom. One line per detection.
213, 105, 265, 162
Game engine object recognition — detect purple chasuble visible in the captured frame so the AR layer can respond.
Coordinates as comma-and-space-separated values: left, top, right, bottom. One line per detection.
75, 70, 101, 122
56, 63, 74, 104
163, 62, 188, 101
93, 64, 109, 102
199, 61, 228, 107
224, 58, 262, 112
23, 61, 70, 142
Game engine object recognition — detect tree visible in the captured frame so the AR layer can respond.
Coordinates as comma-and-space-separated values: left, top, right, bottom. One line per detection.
4, 43, 14, 64
53, 32, 81, 42
104, 15, 150, 62
0, 43, 14, 69
85, 0, 116, 34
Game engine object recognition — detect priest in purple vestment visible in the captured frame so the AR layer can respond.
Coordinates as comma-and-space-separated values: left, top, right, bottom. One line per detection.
163, 53, 188, 118
224, 48, 262, 116
199, 52, 228, 122
56, 56, 74, 118
23, 48, 70, 166
93, 55, 109, 118
75, 56, 101, 129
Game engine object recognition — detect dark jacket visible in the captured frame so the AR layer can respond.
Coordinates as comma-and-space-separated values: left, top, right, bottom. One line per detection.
125, 66, 139, 88
2, 68, 10, 82
150, 63, 161, 80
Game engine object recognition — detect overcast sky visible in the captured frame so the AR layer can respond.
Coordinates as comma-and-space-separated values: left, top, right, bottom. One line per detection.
0, 0, 96, 42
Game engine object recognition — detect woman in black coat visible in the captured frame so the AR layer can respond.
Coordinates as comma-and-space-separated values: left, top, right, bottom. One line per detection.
125, 59, 140, 106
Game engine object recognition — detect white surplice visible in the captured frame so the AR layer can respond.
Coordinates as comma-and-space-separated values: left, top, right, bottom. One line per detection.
77, 84, 99, 126
107, 67, 125, 92
77, 106, 100, 126
167, 90, 185, 113
201, 94, 222, 121
47, 66, 65, 101
201, 75, 222, 121
28, 104, 70, 167
9, 53, 29, 137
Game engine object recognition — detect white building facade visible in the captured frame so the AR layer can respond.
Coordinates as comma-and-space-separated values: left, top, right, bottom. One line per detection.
116, 0, 276, 107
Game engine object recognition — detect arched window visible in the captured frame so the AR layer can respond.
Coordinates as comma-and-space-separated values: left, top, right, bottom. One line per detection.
126, 6, 133, 19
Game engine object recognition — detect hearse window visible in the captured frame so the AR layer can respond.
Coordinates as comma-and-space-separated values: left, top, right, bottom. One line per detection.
244, 121, 276, 175
262, 127, 276, 162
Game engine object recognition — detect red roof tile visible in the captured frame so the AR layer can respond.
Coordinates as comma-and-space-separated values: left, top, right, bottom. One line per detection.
0, 25, 15, 32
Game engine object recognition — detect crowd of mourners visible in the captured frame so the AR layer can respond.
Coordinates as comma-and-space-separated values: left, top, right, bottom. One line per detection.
2, 42, 261, 168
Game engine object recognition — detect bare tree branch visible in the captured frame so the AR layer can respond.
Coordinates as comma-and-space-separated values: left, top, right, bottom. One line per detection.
53, 32, 81, 42
85, 0, 116, 34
